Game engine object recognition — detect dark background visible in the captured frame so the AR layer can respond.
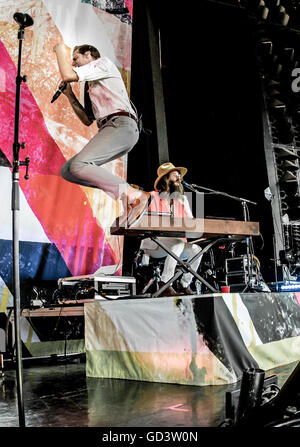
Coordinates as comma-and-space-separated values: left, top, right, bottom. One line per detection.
125, 0, 275, 281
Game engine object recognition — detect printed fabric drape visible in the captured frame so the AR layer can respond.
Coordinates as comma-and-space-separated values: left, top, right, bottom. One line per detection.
0, 0, 134, 311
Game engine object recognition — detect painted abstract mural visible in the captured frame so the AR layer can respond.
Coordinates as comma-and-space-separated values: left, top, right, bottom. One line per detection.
0, 0, 133, 312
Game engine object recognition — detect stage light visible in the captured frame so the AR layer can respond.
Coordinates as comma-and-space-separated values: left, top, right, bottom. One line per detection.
281, 47, 295, 66
279, 282, 300, 291
269, 98, 286, 112
275, 146, 299, 161
279, 170, 297, 183
257, 37, 273, 57
280, 160, 299, 171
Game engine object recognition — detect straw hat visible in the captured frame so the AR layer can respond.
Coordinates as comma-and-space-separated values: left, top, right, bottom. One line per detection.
154, 162, 187, 190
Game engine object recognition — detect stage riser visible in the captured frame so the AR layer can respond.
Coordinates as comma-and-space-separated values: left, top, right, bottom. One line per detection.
85, 292, 300, 386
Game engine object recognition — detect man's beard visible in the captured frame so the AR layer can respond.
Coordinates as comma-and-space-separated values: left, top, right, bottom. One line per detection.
169, 181, 184, 196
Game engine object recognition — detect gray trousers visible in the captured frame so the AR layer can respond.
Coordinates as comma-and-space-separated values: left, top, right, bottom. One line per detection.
61, 116, 139, 199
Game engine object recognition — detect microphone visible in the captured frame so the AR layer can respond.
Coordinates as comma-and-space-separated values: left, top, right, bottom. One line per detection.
51, 82, 67, 103
13, 12, 34, 28
182, 180, 193, 189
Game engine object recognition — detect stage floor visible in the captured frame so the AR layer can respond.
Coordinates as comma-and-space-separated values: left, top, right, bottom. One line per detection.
0, 358, 298, 429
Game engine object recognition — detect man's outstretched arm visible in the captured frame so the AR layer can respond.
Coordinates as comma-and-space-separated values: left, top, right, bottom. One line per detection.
53, 44, 93, 126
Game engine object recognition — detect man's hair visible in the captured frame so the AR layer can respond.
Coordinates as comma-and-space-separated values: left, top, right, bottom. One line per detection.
73, 44, 100, 59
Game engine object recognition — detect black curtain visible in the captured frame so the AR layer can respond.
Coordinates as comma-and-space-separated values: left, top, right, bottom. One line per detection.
126, 0, 274, 281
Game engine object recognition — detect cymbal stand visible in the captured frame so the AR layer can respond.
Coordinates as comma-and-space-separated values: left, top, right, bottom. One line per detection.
10, 12, 33, 428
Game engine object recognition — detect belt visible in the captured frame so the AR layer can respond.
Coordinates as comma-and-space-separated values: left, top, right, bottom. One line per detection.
99, 111, 137, 126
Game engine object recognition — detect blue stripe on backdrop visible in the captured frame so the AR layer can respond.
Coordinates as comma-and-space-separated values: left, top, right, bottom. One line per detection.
0, 240, 71, 292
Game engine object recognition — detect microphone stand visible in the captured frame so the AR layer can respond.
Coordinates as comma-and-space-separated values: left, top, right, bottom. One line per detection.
183, 182, 257, 208
11, 12, 33, 428
183, 182, 258, 292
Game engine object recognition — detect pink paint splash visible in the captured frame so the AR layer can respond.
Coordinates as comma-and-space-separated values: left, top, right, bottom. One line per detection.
125, 0, 133, 18
0, 40, 117, 276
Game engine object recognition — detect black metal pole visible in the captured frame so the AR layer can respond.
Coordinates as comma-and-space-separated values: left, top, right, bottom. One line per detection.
11, 12, 34, 428
12, 25, 25, 430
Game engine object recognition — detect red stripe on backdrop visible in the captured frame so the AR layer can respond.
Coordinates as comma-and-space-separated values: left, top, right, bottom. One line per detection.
20, 174, 117, 275
0, 41, 117, 276
0, 41, 64, 175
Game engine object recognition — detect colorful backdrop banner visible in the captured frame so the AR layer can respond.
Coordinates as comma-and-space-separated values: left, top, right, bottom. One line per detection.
84, 292, 300, 386
0, 0, 133, 306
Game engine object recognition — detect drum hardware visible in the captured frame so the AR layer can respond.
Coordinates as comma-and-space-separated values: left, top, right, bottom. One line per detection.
225, 255, 259, 287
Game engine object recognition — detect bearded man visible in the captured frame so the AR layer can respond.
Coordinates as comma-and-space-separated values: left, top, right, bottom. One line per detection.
140, 162, 202, 296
